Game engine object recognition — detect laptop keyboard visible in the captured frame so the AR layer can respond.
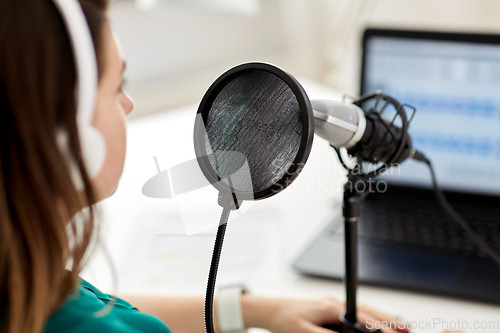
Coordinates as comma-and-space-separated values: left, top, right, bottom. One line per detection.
332, 200, 500, 258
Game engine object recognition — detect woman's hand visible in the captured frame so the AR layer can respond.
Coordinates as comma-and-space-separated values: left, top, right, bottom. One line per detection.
241, 294, 410, 333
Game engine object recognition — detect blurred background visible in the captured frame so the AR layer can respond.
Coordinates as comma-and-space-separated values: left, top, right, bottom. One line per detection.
80, 3, 500, 326
111, 0, 500, 119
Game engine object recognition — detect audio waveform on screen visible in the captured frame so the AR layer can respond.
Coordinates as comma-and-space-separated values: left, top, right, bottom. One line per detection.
412, 132, 494, 157
378, 88, 500, 119
366, 83, 500, 118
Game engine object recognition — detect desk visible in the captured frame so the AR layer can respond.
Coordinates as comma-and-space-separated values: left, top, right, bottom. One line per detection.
81, 79, 500, 333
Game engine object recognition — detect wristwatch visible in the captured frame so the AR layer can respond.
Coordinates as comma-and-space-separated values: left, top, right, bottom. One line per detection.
216, 284, 248, 333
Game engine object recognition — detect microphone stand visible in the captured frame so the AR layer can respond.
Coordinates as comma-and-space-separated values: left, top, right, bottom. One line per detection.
325, 170, 381, 333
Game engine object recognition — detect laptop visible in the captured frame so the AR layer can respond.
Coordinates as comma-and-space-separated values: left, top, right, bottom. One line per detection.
293, 28, 500, 303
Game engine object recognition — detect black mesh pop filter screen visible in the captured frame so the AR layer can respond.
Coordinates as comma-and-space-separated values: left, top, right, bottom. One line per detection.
194, 62, 314, 201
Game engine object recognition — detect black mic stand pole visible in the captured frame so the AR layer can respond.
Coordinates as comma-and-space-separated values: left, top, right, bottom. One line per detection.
338, 170, 380, 333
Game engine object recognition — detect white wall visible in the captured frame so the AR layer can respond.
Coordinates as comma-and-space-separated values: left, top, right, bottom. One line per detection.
109, 0, 500, 117
324, 0, 500, 95
110, 0, 291, 117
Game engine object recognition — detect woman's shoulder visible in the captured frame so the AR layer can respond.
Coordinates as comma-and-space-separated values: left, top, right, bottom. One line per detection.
44, 278, 171, 333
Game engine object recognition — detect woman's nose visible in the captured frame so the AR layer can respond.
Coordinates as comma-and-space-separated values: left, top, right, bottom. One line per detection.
122, 90, 135, 116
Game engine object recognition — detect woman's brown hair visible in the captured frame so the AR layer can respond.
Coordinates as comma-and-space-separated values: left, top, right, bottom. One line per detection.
0, 0, 109, 332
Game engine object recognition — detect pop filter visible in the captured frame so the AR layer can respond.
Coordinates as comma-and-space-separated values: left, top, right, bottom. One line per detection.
195, 62, 314, 202
194, 62, 314, 333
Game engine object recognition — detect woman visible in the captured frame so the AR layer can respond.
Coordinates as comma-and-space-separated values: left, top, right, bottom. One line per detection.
0, 0, 410, 332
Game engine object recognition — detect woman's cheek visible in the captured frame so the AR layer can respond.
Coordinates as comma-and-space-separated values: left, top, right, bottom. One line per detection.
107, 103, 127, 181
91, 101, 127, 200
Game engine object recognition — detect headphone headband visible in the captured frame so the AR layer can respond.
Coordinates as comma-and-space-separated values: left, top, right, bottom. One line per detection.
52, 0, 97, 127
51, 0, 106, 186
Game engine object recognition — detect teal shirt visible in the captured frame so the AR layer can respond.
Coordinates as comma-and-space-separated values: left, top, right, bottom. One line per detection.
44, 278, 171, 333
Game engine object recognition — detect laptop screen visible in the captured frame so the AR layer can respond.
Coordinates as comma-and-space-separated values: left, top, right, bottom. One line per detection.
362, 30, 500, 196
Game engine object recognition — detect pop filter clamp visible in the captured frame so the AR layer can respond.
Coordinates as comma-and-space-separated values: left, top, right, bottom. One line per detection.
323, 92, 416, 333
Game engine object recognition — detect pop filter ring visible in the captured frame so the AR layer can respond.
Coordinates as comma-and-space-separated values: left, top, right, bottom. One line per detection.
194, 62, 314, 203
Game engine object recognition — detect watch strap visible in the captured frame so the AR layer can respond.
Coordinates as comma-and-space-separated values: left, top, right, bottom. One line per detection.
216, 285, 247, 333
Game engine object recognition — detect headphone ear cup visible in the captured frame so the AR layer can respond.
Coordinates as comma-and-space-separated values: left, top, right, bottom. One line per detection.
79, 126, 106, 179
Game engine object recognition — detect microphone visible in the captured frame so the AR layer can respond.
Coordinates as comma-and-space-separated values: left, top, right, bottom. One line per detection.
312, 92, 418, 333
312, 95, 416, 170
313, 92, 500, 326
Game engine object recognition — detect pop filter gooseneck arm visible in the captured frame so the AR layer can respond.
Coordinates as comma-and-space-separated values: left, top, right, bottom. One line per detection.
204, 167, 240, 333
204, 206, 231, 333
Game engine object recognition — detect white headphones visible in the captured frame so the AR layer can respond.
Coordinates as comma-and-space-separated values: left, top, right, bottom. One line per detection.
52, 0, 106, 188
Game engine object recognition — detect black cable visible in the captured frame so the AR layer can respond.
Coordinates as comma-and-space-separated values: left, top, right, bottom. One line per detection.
334, 147, 350, 171
204, 207, 231, 333
414, 151, 500, 267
